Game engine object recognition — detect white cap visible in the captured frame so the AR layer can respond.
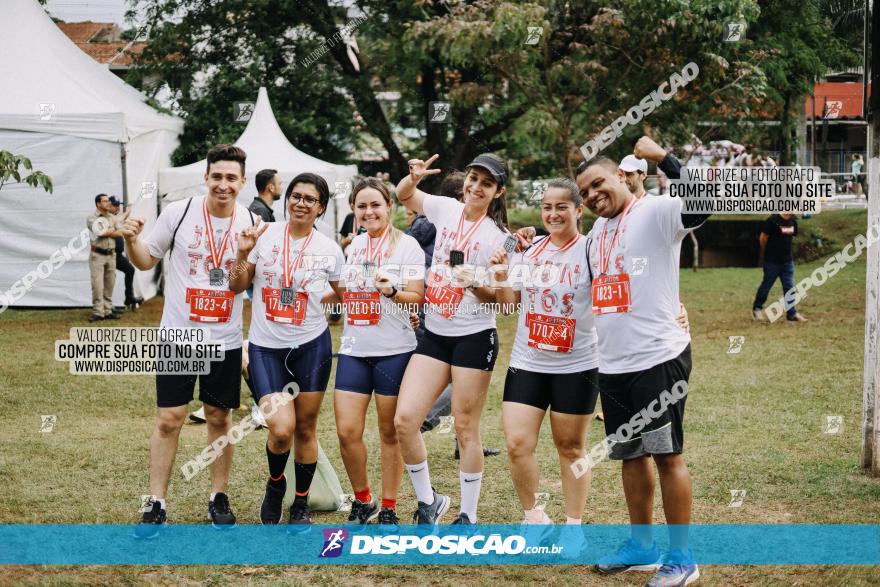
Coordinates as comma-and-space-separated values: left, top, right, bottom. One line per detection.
620, 155, 648, 174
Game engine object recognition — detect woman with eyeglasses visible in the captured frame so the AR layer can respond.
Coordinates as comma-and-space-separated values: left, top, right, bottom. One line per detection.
393, 153, 511, 525
325, 178, 426, 528
230, 173, 345, 530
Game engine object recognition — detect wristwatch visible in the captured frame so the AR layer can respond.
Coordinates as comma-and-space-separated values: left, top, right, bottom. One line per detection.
383, 286, 398, 299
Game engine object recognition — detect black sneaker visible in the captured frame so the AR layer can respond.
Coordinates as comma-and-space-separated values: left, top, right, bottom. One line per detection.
88, 314, 104, 322
134, 500, 166, 539
377, 507, 399, 529
451, 512, 474, 524
454, 439, 500, 460
412, 489, 450, 525
347, 497, 380, 526
208, 493, 236, 528
287, 498, 311, 534
260, 478, 286, 525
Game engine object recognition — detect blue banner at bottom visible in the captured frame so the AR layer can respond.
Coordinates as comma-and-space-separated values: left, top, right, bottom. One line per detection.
2, 524, 878, 565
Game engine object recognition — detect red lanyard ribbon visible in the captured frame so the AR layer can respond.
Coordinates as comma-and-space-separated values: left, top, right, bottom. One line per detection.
598, 197, 638, 275
453, 209, 486, 253
527, 232, 581, 260
282, 227, 314, 289
365, 225, 391, 266
203, 199, 236, 270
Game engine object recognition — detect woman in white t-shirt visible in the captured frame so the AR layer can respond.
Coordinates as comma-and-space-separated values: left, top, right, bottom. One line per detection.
394, 153, 511, 525
230, 173, 345, 531
325, 178, 426, 528
491, 179, 598, 543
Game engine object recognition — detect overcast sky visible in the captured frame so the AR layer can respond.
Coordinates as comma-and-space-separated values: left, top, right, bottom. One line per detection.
45, 0, 132, 27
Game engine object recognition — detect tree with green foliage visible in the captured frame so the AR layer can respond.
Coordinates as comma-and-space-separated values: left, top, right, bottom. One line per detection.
127, 0, 363, 168
0, 151, 53, 194
128, 0, 862, 181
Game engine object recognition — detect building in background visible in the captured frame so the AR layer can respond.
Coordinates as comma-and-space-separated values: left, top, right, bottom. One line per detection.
55, 21, 145, 80
805, 69, 871, 176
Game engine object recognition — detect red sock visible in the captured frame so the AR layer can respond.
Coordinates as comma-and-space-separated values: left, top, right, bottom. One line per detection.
381, 498, 396, 510
354, 488, 371, 504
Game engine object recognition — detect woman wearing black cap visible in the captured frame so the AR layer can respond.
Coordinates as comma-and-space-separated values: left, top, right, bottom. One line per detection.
393, 153, 511, 525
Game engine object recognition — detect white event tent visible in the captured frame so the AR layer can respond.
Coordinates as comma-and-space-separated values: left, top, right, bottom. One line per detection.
158, 87, 357, 239
0, 0, 183, 308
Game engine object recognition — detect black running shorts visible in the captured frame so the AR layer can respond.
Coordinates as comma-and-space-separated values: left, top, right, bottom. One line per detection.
156, 347, 243, 409
598, 345, 692, 461
414, 327, 499, 371
503, 366, 599, 415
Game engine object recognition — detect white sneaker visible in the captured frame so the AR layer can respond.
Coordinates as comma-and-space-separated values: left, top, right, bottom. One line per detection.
751, 309, 763, 321
251, 402, 267, 429
188, 407, 206, 423
520, 509, 554, 545
559, 524, 587, 560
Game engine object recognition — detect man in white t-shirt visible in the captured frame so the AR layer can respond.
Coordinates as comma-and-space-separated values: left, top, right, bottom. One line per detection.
121, 144, 255, 537
580, 137, 709, 586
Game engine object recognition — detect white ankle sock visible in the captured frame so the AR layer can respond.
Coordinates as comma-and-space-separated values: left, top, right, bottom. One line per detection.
459, 470, 483, 522
565, 516, 582, 525
405, 461, 434, 505
210, 492, 217, 502
524, 507, 551, 524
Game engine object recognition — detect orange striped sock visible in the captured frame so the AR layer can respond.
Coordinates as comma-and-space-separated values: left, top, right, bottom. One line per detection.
354, 488, 371, 504
381, 498, 396, 510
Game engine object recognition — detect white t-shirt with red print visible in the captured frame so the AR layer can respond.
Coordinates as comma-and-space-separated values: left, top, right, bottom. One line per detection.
507, 234, 599, 374
141, 196, 254, 350
587, 194, 693, 374
422, 195, 508, 337
338, 230, 425, 357
246, 222, 345, 349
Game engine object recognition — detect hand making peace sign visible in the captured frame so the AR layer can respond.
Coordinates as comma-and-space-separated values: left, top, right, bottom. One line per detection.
236, 217, 270, 255
407, 154, 442, 184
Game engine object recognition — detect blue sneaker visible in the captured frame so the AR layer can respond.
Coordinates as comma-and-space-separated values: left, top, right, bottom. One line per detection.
646, 549, 700, 586
595, 538, 661, 575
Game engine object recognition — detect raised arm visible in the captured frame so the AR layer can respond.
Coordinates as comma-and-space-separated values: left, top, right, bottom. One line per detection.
228, 219, 267, 293
634, 135, 710, 229
396, 154, 442, 215
120, 209, 160, 270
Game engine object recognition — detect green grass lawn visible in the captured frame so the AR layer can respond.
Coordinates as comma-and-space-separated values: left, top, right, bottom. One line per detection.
1, 210, 879, 585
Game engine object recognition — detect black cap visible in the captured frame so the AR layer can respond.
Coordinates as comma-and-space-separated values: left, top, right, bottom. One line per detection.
108, 196, 121, 206
466, 154, 508, 186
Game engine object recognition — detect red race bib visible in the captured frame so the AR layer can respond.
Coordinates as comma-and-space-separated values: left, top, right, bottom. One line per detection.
343, 291, 382, 326
526, 313, 575, 353
262, 287, 308, 325
186, 288, 234, 323
424, 270, 464, 319
591, 273, 632, 314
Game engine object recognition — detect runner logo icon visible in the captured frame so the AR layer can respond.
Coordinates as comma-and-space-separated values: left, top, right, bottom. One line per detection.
319, 528, 349, 558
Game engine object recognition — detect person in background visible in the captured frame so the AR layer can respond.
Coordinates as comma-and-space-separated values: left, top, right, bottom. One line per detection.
108, 196, 143, 312
619, 155, 649, 200
851, 154, 865, 196
87, 193, 123, 322
250, 169, 282, 223
752, 213, 807, 322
